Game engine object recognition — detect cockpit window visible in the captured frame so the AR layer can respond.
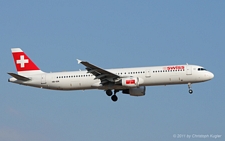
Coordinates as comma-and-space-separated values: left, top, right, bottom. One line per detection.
198, 68, 206, 71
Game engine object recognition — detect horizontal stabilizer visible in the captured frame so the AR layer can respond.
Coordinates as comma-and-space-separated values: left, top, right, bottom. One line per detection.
8, 73, 30, 81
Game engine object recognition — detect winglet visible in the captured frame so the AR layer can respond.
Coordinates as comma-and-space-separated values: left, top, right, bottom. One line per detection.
77, 59, 82, 64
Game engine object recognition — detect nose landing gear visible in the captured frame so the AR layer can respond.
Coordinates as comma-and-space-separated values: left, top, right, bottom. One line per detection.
188, 83, 193, 94
189, 89, 193, 94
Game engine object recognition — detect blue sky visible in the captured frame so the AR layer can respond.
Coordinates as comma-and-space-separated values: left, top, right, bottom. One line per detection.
0, 1, 224, 141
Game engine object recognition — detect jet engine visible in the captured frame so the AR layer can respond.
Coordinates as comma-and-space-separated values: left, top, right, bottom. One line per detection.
121, 77, 143, 87
122, 86, 146, 96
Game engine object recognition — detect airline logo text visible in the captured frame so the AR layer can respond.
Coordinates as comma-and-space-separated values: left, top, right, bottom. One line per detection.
166, 66, 185, 70
126, 80, 135, 84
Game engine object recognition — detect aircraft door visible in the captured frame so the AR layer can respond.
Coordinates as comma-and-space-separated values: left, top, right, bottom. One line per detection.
145, 70, 151, 78
41, 74, 46, 84
186, 65, 192, 75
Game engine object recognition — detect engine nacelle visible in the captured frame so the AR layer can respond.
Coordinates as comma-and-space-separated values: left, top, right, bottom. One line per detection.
121, 77, 143, 87
122, 86, 146, 96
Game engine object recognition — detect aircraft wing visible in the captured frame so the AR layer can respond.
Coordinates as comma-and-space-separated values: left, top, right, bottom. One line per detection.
77, 59, 120, 84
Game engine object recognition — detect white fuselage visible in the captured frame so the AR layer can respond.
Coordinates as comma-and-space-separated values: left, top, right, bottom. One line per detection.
9, 64, 214, 91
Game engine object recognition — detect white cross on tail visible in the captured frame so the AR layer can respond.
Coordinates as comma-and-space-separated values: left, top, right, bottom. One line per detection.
16, 55, 29, 68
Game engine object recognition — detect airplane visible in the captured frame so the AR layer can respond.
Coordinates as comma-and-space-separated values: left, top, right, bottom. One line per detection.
8, 48, 214, 102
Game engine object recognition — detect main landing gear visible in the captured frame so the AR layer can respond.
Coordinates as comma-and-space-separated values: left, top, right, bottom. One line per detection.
106, 89, 119, 102
106, 89, 113, 96
188, 83, 193, 94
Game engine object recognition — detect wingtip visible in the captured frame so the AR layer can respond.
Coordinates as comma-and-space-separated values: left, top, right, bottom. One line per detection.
77, 59, 82, 64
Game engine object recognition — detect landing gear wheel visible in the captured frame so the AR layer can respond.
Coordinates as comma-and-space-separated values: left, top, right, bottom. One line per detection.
106, 89, 113, 96
111, 95, 118, 102
188, 83, 193, 94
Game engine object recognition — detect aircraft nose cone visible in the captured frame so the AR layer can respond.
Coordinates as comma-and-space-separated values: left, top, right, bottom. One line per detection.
208, 72, 214, 79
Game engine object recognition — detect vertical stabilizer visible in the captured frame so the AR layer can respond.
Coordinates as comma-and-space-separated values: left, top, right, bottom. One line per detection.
11, 48, 44, 75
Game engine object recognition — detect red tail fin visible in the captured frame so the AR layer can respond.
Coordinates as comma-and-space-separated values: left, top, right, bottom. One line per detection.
11, 48, 43, 74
